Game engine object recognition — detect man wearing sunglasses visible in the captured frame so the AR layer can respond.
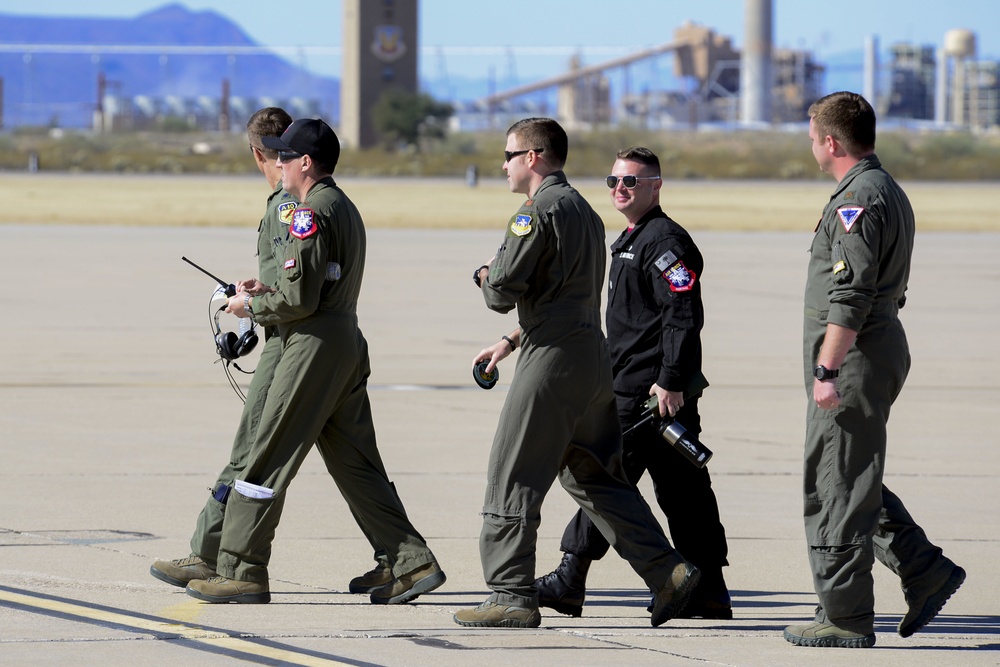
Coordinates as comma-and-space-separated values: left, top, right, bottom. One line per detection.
151, 110, 422, 604
534, 147, 732, 620
458, 120, 699, 629
181, 118, 445, 605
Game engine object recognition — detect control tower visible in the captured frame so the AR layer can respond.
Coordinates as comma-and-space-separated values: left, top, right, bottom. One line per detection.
341, 0, 419, 148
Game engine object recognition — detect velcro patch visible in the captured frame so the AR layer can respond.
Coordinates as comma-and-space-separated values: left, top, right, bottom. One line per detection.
278, 201, 296, 225
653, 250, 679, 273
837, 206, 864, 232
663, 260, 697, 292
833, 260, 847, 274
290, 208, 317, 239
284, 258, 297, 270
510, 214, 533, 237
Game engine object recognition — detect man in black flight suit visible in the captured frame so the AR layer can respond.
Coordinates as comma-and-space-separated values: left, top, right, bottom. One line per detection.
535, 146, 732, 619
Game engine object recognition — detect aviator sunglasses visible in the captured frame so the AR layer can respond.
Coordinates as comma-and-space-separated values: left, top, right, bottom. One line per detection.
278, 150, 304, 162
606, 174, 661, 189
504, 148, 544, 162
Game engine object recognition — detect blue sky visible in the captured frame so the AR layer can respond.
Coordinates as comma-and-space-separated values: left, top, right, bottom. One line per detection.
8, 0, 1000, 82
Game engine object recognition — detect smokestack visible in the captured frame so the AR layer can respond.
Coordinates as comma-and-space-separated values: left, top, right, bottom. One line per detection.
935, 47, 947, 126
863, 35, 878, 107
740, 0, 772, 126
94, 71, 106, 133
219, 78, 230, 132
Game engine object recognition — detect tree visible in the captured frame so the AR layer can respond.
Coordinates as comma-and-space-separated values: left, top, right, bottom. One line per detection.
371, 88, 453, 150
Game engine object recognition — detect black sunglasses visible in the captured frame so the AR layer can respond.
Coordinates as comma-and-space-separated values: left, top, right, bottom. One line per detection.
606, 175, 661, 189
278, 150, 303, 162
504, 148, 543, 162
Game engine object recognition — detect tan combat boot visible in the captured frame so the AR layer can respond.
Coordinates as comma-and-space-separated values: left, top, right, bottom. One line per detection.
186, 576, 270, 604
149, 555, 215, 588
454, 601, 542, 628
369, 561, 446, 604
650, 560, 700, 627
349, 562, 393, 594
784, 621, 876, 648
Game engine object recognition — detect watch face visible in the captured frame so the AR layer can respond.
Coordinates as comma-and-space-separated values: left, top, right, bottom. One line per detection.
814, 365, 837, 380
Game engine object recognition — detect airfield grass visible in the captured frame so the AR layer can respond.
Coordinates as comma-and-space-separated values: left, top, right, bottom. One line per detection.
1, 172, 997, 231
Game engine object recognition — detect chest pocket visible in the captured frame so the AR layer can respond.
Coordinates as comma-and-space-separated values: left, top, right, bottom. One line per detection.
608, 255, 649, 322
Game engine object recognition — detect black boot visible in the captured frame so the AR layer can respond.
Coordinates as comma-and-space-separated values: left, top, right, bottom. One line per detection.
534, 553, 591, 617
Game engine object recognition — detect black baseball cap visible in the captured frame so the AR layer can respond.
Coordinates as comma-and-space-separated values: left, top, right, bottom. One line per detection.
263, 118, 340, 168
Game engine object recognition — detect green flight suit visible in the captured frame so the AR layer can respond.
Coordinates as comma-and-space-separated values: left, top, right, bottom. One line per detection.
190, 183, 297, 566
215, 177, 437, 584
479, 171, 686, 608
803, 154, 956, 634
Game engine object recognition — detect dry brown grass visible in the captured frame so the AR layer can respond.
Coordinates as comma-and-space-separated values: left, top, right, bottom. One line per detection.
2, 173, 996, 231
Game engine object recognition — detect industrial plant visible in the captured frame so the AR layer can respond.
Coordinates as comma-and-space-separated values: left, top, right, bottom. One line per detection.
0, 0, 996, 143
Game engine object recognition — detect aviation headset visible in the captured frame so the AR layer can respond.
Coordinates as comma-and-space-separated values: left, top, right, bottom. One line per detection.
214, 303, 258, 362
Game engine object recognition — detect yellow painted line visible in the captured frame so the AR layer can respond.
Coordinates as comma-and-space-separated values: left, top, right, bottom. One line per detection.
157, 597, 206, 625
0, 587, 369, 667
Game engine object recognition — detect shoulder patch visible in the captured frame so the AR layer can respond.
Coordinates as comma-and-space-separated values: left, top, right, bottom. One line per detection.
663, 260, 697, 292
653, 250, 679, 273
278, 201, 297, 225
836, 205, 864, 233
290, 208, 317, 239
510, 214, 533, 237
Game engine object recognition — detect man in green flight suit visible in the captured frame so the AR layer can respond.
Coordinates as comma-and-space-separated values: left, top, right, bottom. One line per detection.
150, 109, 395, 599
185, 118, 445, 604
454, 117, 699, 628
785, 92, 965, 649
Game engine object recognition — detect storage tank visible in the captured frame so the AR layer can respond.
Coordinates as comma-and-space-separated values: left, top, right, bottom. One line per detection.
944, 29, 976, 125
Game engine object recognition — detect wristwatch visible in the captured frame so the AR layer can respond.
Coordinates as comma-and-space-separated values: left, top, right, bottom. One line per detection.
472, 264, 488, 288
813, 365, 839, 381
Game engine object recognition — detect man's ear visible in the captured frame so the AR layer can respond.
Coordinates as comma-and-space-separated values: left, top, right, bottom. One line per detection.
826, 135, 846, 158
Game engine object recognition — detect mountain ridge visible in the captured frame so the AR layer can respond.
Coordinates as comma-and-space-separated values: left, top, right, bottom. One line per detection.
0, 4, 339, 128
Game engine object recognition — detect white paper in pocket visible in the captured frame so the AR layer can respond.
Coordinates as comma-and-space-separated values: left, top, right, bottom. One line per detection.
234, 479, 274, 499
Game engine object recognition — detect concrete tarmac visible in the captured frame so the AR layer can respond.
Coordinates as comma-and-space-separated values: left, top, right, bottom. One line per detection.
1, 225, 997, 666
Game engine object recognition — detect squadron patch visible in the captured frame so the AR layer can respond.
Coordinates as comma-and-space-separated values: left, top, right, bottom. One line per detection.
510, 214, 533, 237
833, 260, 847, 274
278, 201, 297, 225
290, 208, 317, 239
837, 206, 864, 233
664, 260, 697, 292
284, 258, 297, 270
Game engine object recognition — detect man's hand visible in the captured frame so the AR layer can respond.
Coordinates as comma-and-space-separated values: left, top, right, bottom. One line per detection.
472, 328, 520, 374
650, 384, 684, 418
813, 378, 842, 410
472, 341, 511, 375
236, 278, 273, 296
226, 290, 251, 318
